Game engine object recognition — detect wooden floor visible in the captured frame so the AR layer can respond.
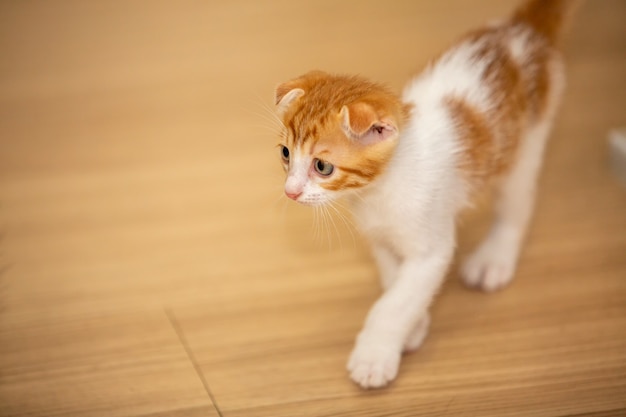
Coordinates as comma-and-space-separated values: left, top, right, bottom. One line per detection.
1, 1, 625, 416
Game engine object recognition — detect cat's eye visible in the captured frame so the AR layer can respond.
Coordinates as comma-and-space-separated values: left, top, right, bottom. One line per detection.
314, 158, 334, 176
280, 145, 290, 162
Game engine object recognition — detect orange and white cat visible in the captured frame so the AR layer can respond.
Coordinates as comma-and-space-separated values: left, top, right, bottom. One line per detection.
275, 0, 578, 389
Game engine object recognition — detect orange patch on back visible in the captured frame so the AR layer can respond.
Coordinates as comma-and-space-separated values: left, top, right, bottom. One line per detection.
443, 0, 570, 188
446, 97, 496, 181
447, 28, 533, 183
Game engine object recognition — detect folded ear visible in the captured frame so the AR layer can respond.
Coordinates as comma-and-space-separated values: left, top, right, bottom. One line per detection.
339, 102, 398, 145
275, 83, 305, 116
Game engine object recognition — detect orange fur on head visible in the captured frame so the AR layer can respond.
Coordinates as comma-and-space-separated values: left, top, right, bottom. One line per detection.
276, 71, 411, 191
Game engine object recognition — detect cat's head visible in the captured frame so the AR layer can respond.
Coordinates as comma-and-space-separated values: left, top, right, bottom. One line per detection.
275, 71, 410, 206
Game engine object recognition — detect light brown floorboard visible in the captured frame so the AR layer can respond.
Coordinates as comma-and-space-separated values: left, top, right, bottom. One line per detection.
0, 312, 218, 417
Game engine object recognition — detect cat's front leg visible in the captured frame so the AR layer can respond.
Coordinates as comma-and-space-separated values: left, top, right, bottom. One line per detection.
347, 242, 453, 389
370, 243, 400, 290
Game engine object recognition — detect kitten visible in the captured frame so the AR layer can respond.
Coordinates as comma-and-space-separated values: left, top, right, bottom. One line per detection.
275, 0, 578, 389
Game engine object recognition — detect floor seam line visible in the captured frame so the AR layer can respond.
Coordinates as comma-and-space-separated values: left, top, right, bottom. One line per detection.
165, 308, 224, 417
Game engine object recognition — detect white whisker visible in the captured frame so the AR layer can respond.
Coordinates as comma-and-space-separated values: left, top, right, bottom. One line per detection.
320, 204, 332, 250
244, 108, 285, 132
323, 204, 342, 251
279, 196, 289, 221
313, 206, 320, 245
248, 93, 286, 129
328, 201, 357, 249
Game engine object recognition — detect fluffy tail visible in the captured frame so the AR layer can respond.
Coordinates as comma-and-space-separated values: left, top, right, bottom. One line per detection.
513, 0, 582, 45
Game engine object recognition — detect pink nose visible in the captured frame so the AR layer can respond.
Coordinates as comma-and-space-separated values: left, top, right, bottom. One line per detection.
285, 190, 302, 200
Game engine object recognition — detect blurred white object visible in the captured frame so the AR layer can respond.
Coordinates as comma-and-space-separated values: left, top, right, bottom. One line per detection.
609, 128, 626, 186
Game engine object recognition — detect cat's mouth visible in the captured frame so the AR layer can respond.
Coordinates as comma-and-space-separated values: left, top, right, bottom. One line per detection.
294, 195, 328, 207
296, 199, 323, 207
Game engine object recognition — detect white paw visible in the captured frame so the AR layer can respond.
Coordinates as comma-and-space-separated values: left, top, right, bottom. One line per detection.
403, 314, 430, 352
461, 241, 518, 292
347, 340, 401, 389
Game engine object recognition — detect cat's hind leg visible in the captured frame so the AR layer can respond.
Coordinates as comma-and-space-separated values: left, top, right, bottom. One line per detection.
461, 120, 553, 292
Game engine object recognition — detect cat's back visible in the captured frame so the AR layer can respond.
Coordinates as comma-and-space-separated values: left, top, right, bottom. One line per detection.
403, 21, 559, 113
399, 18, 566, 187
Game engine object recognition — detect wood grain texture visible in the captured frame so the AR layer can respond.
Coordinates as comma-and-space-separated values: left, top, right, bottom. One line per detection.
1, 0, 625, 416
